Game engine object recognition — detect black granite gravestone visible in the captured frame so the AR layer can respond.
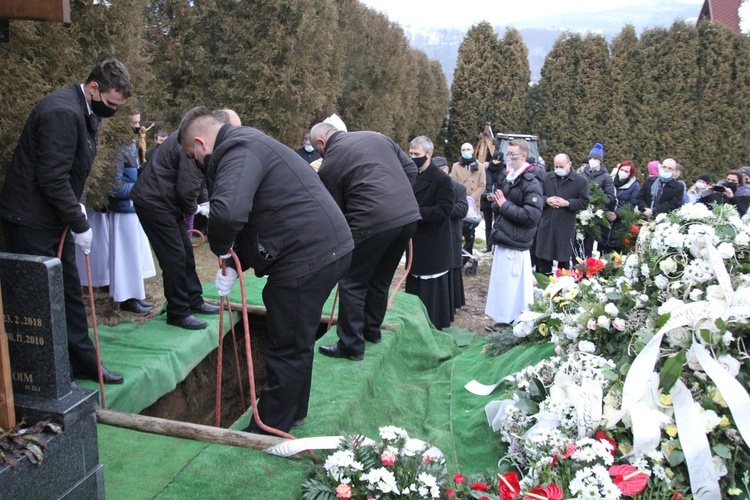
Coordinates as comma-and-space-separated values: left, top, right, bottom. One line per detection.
0, 253, 104, 499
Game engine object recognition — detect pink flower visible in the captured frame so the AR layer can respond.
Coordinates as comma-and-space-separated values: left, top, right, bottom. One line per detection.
381, 450, 396, 467
613, 318, 626, 331
587, 318, 597, 331
610, 464, 649, 496
336, 483, 352, 500
454, 474, 465, 484
555, 346, 563, 355
446, 489, 456, 498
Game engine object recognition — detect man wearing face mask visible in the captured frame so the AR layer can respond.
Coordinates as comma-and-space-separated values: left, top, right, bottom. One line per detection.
405, 136, 455, 330
131, 109, 240, 330
295, 133, 322, 165
452, 143, 486, 263
636, 158, 684, 216
534, 153, 590, 276
0, 59, 132, 384
687, 173, 713, 204
179, 107, 354, 433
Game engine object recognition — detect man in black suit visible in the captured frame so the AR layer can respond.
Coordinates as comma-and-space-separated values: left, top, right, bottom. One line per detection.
0, 59, 133, 384
405, 136, 455, 330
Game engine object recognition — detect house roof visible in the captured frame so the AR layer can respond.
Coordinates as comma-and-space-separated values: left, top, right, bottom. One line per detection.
698, 0, 742, 34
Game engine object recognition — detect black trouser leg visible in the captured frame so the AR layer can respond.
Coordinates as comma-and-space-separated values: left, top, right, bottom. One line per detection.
482, 207, 493, 249
336, 223, 416, 355
136, 208, 203, 320
248, 253, 350, 433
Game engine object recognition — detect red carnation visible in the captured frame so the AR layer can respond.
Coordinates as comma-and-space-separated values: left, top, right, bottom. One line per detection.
472, 482, 490, 492
446, 489, 456, 498
453, 474, 465, 484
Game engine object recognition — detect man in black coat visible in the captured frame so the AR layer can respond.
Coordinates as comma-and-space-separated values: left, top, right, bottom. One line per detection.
434, 157, 468, 317
178, 107, 354, 434
482, 151, 505, 253
310, 122, 421, 360
132, 113, 233, 330
405, 136, 455, 330
534, 154, 591, 276
0, 59, 133, 384
636, 160, 684, 217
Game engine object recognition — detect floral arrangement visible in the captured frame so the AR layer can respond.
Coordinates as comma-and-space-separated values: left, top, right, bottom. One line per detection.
575, 181, 611, 243
301, 426, 448, 499
477, 202, 750, 497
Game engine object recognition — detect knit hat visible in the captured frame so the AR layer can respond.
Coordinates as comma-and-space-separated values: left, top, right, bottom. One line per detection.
431, 156, 448, 168
491, 151, 504, 161
698, 173, 713, 183
647, 160, 660, 177
588, 143, 604, 161
740, 166, 750, 178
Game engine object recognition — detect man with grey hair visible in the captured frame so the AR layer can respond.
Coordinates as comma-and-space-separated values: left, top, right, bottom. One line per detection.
310, 122, 420, 360
405, 136, 455, 330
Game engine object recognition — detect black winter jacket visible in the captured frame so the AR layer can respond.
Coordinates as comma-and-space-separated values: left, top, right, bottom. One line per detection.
205, 125, 354, 282
490, 166, 543, 251
482, 161, 505, 210
318, 131, 420, 241
131, 132, 206, 217
0, 84, 100, 233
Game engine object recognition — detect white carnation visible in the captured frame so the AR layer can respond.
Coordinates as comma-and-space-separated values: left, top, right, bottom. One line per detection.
717, 242, 735, 259
597, 315, 611, 330
578, 340, 596, 353
688, 288, 704, 302
735, 232, 750, 246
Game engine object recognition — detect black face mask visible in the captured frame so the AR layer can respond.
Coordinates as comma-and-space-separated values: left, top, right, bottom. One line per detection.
133, 127, 140, 134
91, 96, 117, 118
413, 156, 428, 169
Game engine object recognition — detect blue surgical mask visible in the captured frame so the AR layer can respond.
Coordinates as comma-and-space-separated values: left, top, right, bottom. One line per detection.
461, 151, 472, 160
554, 167, 567, 177
304, 144, 314, 153
659, 168, 673, 180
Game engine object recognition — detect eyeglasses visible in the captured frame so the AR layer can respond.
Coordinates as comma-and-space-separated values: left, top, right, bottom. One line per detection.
506, 154, 521, 160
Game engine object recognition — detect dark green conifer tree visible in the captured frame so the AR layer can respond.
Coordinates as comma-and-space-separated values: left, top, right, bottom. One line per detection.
497, 27, 530, 134
446, 21, 502, 160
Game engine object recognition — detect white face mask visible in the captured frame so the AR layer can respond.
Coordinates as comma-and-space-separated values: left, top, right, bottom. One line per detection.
696, 181, 707, 190
588, 159, 601, 171
554, 167, 568, 177
618, 171, 630, 181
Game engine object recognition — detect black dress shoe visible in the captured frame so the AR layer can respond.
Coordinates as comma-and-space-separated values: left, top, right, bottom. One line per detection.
120, 298, 153, 315
192, 303, 221, 315
167, 315, 208, 330
364, 334, 382, 344
318, 343, 363, 361
76, 366, 124, 385
137, 299, 155, 308
292, 418, 305, 427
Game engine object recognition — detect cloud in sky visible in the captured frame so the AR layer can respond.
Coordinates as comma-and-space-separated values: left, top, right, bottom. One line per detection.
360, 0, 704, 29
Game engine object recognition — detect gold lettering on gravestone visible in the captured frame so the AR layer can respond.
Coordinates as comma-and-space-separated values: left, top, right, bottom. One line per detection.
0, 282, 16, 429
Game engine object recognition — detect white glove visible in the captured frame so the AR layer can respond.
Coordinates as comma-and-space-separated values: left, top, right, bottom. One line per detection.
195, 202, 210, 217
215, 267, 238, 297
74, 228, 93, 255
79, 203, 88, 219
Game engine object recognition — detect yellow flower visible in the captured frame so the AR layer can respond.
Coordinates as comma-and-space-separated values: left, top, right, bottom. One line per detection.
660, 394, 673, 406
553, 296, 563, 303
720, 416, 731, 428
538, 324, 549, 336
709, 387, 728, 408
728, 488, 743, 496
665, 425, 678, 438
665, 468, 674, 478
559, 301, 571, 307
564, 289, 578, 300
